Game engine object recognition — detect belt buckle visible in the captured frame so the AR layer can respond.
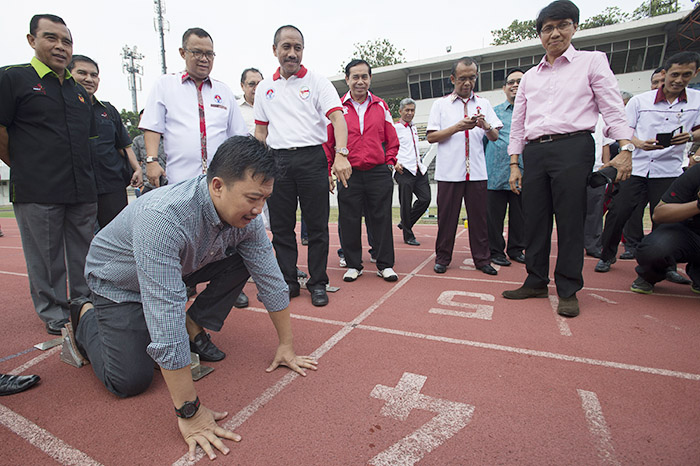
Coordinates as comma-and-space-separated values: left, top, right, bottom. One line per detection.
540, 135, 553, 143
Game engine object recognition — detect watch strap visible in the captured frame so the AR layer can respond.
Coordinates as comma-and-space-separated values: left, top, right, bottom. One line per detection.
175, 396, 200, 418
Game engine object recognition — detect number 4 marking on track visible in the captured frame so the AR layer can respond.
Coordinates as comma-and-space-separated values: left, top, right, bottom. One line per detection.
369, 372, 475, 466
429, 290, 495, 320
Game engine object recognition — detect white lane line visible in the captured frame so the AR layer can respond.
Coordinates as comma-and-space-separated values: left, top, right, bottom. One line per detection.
549, 295, 573, 337
0, 270, 28, 277
355, 324, 700, 381
0, 403, 103, 465
172, 247, 443, 465
589, 294, 618, 305
8, 346, 61, 376
643, 314, 682, 331
245, 306, 347, 327
0, 245, 23, 250
577, 389, 620, 466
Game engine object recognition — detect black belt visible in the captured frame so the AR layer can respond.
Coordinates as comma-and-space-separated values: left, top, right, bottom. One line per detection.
276, 145, 319, 152
527, 130, 592, 144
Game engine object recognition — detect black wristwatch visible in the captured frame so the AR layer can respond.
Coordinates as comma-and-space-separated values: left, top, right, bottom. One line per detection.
175, 396, 200, 419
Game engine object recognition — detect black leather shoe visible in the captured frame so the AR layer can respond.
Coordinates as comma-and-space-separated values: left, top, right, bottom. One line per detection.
289, 285, 300, 298
296, 268, 308, 279
397, 223, 403, 230
619, 251, 635, 260
491, 256, 511, 267
46, 318, 69, 336
595, 258, 616, 273
502, 286, 548, 299
190, 331, 225, 362
434, 264, 447, 274
405, 238, 421, 246
509, 253, 526, 264
479, 264, 498, 276
0, 374, 40, 396
310, 288, 329, 307
585, 249, 602, 259
666, 270, 691, 285
234, 292, 249, 309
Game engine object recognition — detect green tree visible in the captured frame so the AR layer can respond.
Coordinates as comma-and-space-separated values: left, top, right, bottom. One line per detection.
631, 0, 680, 19
491, 19, 537, 46
120, 109, 142, 139
580, 7, 629, 29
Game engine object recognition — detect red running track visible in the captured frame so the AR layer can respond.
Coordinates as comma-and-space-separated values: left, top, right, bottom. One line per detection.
0, 218, 698, 465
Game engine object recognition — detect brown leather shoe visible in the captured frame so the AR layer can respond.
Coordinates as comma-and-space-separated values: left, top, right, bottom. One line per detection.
502, 286, 548, 299
557, 295, 579, 317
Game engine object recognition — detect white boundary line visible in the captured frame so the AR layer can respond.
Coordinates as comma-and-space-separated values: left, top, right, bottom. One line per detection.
0, 270, 28, 277
8, 347, 61, 376
549, 295, 573, 337
0, 403, 103, 465
172, 243, 443, 465
578, 389, 621, 465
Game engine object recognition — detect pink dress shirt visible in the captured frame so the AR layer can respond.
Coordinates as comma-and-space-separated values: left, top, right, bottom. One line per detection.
508, 45, 633, 155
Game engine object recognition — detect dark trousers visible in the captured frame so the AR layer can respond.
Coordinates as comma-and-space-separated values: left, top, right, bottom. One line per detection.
395, 169, 431, 242
14, 202, 97, 324
600, 175, 675, 261
521, 133, 594, 298
487, 189, 525, 259
76, 253, 249, 398
266, 146, 329, 292
622, 202, 646, 254
435, 180, 489, 268
337, 205, 375, 258
97, 190, 128, 229
635, 223, 700, 285
583, 184, 605, 254
338, 164, 394, 270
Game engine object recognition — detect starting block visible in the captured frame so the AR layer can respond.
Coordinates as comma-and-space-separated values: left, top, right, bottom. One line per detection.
190, 352, 214, 381
34, 337, 63, 351
59, 324, 89, 368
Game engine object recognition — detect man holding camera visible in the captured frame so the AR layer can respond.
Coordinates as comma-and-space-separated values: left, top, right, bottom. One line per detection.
596, 51, 700, 276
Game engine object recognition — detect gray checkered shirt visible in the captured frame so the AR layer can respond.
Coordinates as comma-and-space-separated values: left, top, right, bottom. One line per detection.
85, 175, 289, 370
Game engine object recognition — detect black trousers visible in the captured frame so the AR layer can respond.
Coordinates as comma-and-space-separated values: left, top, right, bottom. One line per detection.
97, 190, 128, 229
76, 253, 249, 398
600, 175, 675, 262
521, 133, 594, 298
622, 202, 646, 254
266, 146, 329, 292
487, 189, 525, 259
338, 164, 394, 270
635, 223, 700, 285
584, 184, 605, 254
394, 169, 431, 242
435, 180, 489, 268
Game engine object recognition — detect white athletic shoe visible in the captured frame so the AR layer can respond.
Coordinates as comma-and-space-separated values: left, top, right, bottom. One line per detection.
339, 257, 347, 268
343, 268, 362, 282
377, 267, 398, 282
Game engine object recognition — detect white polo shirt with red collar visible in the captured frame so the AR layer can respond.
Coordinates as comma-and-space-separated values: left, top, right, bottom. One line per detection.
140, 71, 247, 184
253, 65, 342, 150
626, 86, 700, 178
427, 92, 503, 182
394, 120, 426, 176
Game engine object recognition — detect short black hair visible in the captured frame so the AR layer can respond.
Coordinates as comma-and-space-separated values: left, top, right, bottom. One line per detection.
663, 51, 700, 72
68, 55, 99, 74
30, 14, 66, 36
273, 25, 304, 46
345, 59, 372, 77
653, 66, 665, 75
536, 0, 579, 35
207, 136, 283, 186
451, 57, 478, 77
240, 68, 263, 83
505, 68, 525, 81
182, 27, 213, 48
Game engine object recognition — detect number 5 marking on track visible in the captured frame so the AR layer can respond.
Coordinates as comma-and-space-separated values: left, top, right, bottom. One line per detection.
429, 290, 495, 320
369, 372, 475, 465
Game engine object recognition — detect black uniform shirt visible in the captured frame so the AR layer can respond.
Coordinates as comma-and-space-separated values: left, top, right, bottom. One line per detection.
91, 98, 132, 194
0, 57, 96, 203
661, 164, 700, 235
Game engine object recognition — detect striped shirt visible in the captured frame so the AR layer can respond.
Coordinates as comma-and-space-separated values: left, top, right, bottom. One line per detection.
85, 175, 289, 370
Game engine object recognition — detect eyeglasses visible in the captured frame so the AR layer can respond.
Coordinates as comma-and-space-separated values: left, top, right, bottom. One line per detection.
506, 78, 522, 86
540, 21, 574, 35
185, 49, 216, 60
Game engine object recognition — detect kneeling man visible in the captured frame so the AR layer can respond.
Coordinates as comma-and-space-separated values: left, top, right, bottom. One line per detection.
70, 136, 317, 460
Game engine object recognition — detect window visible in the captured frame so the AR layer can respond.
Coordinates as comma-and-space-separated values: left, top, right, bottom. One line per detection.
610, 50, 627, 74
432, 79, 443, 98
409, 82, 420, 100
493, 69, 505, 89
480, 71, 492, 91
644, 45, 663, 70
627, 48, 645, 72
420, 81, 432, 99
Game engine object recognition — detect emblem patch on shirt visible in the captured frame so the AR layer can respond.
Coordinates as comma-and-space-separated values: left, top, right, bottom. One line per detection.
78, 94, 85, 103
32, 83, 46, 95
214, 94, 222, 103
266, 88, 275, 100
342, 107, 349, 115
101, 112, 108, 119
299, 86, 311, 101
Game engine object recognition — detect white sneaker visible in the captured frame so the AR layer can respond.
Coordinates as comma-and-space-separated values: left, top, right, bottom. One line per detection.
339, 257, 347, 268
343, 268, 362, 282
377, 267, 398, 282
